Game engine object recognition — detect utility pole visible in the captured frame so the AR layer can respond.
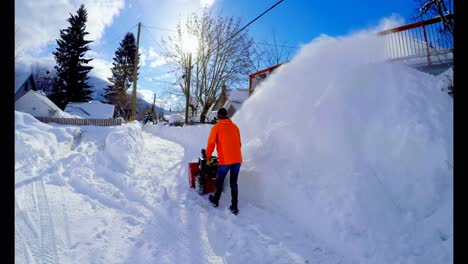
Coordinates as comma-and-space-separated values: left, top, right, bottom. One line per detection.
152, 93, 158, 123
185, 53, 192, 125
130, 22, 141, 121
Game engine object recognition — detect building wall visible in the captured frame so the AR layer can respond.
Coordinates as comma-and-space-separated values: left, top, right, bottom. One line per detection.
249, 63, 284, 96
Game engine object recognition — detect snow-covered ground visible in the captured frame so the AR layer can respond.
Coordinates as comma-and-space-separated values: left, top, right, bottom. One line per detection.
15, 31, 452, 264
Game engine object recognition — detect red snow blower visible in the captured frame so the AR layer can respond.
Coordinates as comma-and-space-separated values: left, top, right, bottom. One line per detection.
188, 149, 218, 195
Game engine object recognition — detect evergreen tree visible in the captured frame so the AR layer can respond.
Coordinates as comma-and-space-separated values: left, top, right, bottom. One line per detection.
104, 33, 138, 119
51, 4, 94, 109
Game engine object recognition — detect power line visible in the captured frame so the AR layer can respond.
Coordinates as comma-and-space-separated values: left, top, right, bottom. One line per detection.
143, 78, 177, 85
142, 26, 164, 47
253, 41, 297, 49
172, 0, 286, 85
217, 0, 286, 51
143, 25, 177, 32
140, 68, 180, 78
92, 23, 138, 53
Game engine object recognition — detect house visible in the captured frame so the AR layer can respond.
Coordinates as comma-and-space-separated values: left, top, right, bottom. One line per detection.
64, 101, 115, 119
206, 86, 249, 122
248, 63, 285, 96
15, 90, 62, 117
221, 88, 249, 117
204, 63, 285, 122
15, 73, 37, 102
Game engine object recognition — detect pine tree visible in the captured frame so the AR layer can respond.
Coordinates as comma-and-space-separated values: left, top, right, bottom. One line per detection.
51, 4, 94, 109
104, 33, 138, 119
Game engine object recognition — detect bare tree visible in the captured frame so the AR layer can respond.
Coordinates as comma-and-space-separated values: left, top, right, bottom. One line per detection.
161, 9, 254, 123
250, 31, 294, 72
413, 0, 454, 96
32, 65, 55, 95
15, 24, 24, 62
414, 0, 453, 37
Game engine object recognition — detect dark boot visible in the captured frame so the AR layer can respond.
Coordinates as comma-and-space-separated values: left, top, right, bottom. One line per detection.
209, 189, 222, 207
209, 195, 218, 207
230, 189, 239, 215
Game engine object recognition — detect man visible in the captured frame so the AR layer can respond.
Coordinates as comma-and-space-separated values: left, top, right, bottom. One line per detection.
206, 108, 242, 215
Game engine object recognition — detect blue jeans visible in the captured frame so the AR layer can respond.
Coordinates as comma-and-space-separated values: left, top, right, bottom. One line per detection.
216, 163, 241, 192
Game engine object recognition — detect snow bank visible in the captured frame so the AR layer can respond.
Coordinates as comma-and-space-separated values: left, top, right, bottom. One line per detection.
102, 121, 144, 173
15, 111, 80, 184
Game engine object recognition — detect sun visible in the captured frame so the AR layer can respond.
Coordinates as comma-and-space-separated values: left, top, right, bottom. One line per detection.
181, 34, 198, 54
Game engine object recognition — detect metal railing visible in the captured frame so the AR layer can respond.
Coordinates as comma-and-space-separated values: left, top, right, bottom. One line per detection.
378, 14, 453, 67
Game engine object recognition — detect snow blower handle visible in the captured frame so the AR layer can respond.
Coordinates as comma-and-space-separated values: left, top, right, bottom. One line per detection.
201, 149, 210, 166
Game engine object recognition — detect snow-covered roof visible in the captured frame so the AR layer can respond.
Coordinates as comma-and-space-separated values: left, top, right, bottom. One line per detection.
220, 88, 249, 112
164, 114, 185, 124
228, 88, 249, 104
64, 101, 115, 119
20, 90, 62, 112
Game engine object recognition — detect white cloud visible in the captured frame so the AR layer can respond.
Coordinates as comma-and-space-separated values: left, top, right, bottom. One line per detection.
137, 0, 217, 37
141, 46, 168, 68
148, 47, 158, 58
148, 48, 167, 67
153, 72, 173, 80
200, 0, 215, 7
15, 0, 124, 54
150, 59, 167, 68
125, 88, 155, 104
83, 0, 125, 44
139, 47, 147, 66
15, 54, 56, 72
88, 55, 113, 81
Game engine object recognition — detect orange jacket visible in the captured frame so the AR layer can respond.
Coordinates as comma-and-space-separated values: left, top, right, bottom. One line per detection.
206, 118, 242, 165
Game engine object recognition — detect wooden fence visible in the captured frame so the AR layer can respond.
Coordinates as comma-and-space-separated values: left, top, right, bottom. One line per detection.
35, 116, 123, 126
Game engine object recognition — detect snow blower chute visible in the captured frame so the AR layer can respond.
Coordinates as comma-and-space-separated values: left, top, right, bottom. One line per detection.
188, 149, 218, 195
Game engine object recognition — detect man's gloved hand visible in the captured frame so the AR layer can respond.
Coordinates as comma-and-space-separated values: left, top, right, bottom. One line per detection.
206, 159, 211, 166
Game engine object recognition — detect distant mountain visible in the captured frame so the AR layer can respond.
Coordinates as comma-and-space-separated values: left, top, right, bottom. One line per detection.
15, 68, 167, 120
15, 69, 108, 100
88, 76, 110, 102
134, 96, 166, 121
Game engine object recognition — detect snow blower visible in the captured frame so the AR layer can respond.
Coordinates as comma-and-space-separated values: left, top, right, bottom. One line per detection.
188, 149, 218, 195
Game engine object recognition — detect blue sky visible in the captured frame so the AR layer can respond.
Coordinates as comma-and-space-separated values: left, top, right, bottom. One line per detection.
15, 0, 417, 109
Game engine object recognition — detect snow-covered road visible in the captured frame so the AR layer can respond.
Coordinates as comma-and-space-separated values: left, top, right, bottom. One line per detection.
15, 124, 344, 264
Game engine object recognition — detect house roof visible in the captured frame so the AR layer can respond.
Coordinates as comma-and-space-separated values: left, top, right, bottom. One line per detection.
64, 101, 115, 119
24, 90, 62, 112
211, 87, 249, 113
15, 73, 37, 102
228, 88, 249, 104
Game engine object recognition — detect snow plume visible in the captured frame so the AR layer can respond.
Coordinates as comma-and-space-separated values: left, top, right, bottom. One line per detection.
233, 32, 453, 263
